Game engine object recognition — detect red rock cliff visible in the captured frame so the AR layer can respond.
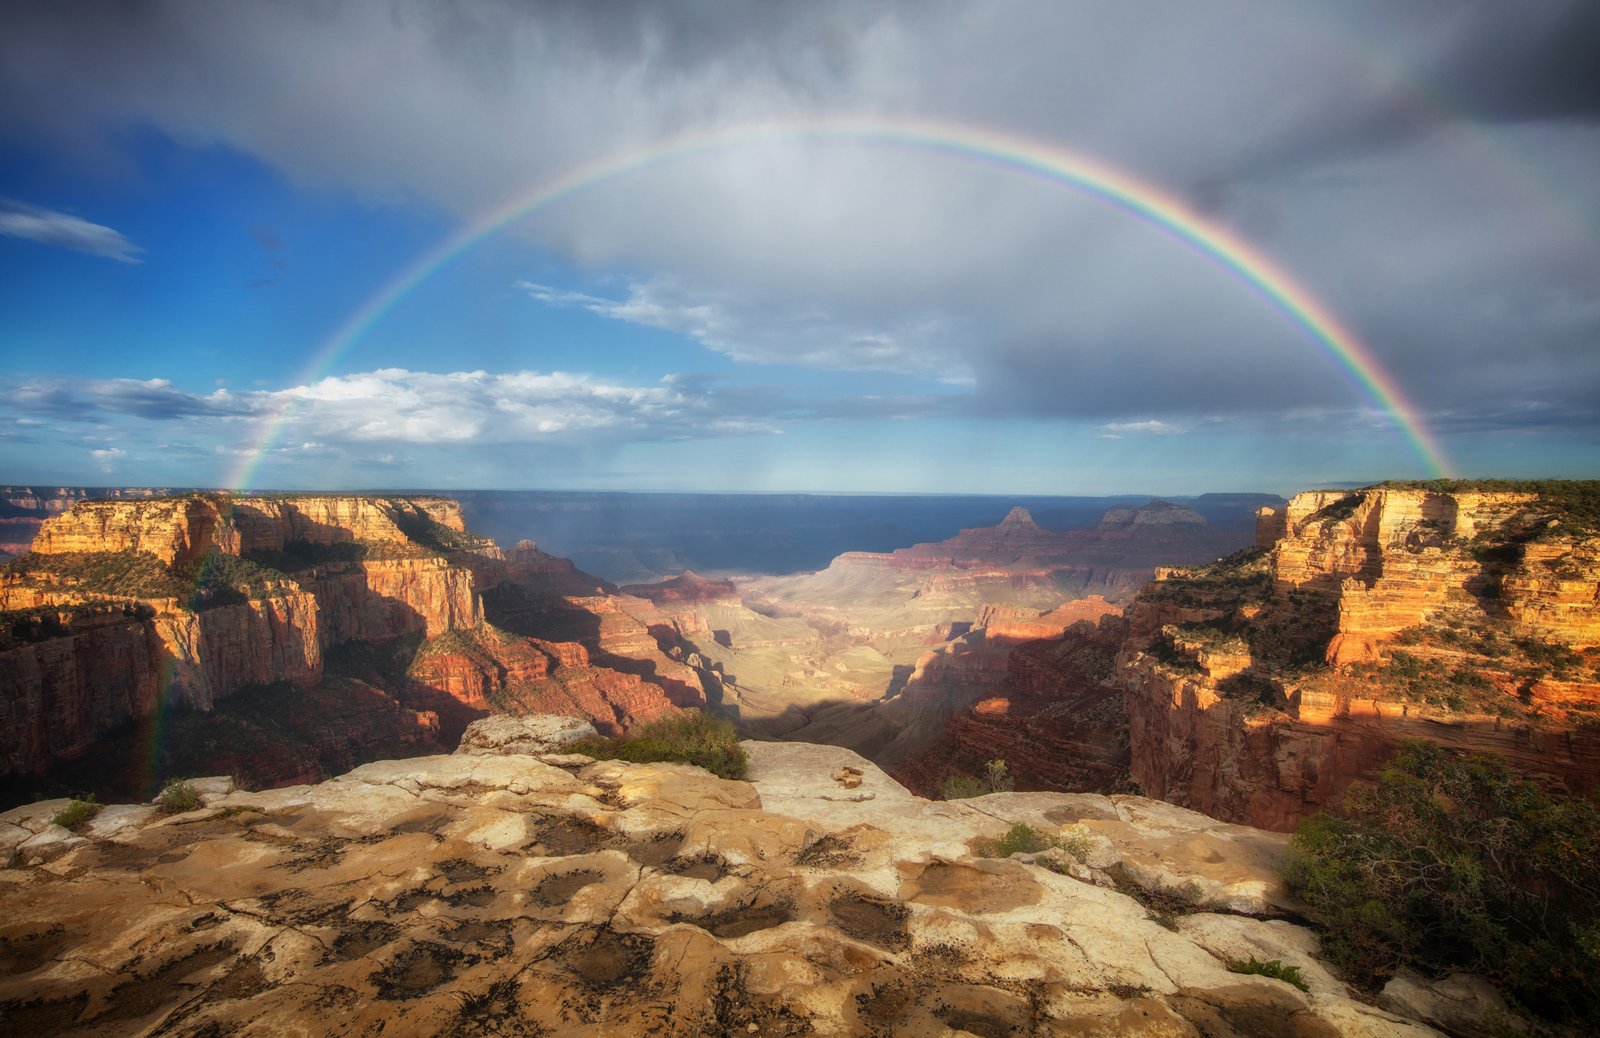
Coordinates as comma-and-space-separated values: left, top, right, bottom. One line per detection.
1, 494, 495, 781
1118, 484, 1600, 831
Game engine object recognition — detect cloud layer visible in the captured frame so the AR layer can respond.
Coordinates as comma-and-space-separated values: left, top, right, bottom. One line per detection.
1, 1, 1597, 486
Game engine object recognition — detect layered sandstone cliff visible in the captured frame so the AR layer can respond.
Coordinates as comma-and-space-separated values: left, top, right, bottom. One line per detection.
0, 495, 697, 799
0, 607, 166, 775
0, 486, 194, 558
1118, 483, 1600, 830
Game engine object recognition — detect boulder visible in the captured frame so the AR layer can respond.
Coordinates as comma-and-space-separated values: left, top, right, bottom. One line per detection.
456, 714, 599, 756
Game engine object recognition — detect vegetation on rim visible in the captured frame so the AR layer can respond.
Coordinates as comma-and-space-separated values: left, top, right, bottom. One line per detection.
568, 711, 749, 781
155, 778, 204, 815
1227, 956, 1309, 992
1283, 742, 1600, 1025
1371, 479, 1600, 536
52, 794, 102, 832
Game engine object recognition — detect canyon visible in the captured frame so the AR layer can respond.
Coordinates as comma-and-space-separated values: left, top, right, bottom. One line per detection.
3, 483, 1597, 1035
629, 501, 1250, 769
6, 483, 1598, 841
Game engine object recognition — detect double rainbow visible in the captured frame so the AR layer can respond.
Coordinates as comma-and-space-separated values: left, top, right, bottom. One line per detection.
226, 116, 1452, 487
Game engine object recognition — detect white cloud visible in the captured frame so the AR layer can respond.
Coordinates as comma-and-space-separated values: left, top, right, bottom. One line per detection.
1101, 420, 1184, 436
0, 199, 142, 262
90, 446, 127, 472
17, 368, 783, 448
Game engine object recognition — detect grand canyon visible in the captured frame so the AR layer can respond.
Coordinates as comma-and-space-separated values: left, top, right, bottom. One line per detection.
2, 481, 1597, 1035
5, 4, 1598, 1034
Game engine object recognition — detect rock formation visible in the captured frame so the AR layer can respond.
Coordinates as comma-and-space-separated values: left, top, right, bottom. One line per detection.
0, 716, 1449, 1036
1115, 483, 1600, 830
0, 486, 195, 559
620, 570, 739, 605
0, 495, 701, 803
745, 500, 1248, 651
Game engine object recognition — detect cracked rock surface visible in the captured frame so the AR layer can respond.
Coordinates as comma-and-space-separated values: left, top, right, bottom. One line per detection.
0, 724, 1441, 1036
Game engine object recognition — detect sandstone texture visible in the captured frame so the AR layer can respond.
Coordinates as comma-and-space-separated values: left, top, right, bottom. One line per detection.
0, 723, 1443, 1036
1118, 484, 1600, 830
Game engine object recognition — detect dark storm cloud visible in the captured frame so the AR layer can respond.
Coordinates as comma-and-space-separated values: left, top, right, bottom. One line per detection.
1421, 1, 1600, 123
1, 0, 1596, 442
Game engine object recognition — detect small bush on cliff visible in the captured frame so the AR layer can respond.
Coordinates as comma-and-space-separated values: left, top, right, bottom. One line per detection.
938, 760, 1017, 800
979, 823, 1053, 857
156, 779, 204, 815
1283, 741, 1600, 1025
984, 759, 1015, 793
1227, 956, 1309, 992
569, 712, 747, 780
53, 794, 101, 832
938, 774, 989, 800
1116, 881, 1206, 931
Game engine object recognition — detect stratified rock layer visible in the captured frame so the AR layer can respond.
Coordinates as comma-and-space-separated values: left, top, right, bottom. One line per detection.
0, 726, 1442, 1036
0, 496, 698, 797
1120, 484, 1600, 831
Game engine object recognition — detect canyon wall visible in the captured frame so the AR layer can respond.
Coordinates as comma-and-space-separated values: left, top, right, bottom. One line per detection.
0, 494, 698, 795
895, 611, 1131, 796
1119, 484, 1600, 830
0, 608, 166, 775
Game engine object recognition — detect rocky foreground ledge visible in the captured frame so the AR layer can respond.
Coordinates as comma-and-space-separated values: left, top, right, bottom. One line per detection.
0, 718, 1473, 1036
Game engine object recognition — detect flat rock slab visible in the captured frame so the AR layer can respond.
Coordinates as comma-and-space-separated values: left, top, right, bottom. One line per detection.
0, 720, 1443, 1037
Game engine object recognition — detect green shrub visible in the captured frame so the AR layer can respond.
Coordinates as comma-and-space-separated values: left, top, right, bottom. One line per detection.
1228, 956, 1309, 991
156, 778, 204, 815
984, 759, 1015, 793
568, 712, 748, 780
938, 774, 990, 800
53, 794, 101, 832
4, 550, 186, 599
973, 822, 1099, 878
978, 823, 1053, 857
1283, 741, 1600, 1024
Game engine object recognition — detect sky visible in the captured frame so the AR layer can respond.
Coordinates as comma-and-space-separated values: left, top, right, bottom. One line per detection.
1, 1, 1597, 496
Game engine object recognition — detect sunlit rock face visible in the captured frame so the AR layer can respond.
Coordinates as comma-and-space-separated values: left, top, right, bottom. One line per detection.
0, 496, 699, 798
0, 718, 1443, 1036
1116, 484, 1600, 831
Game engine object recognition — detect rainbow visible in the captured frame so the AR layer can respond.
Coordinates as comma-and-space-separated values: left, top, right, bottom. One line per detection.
225, 116, 1453, 486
